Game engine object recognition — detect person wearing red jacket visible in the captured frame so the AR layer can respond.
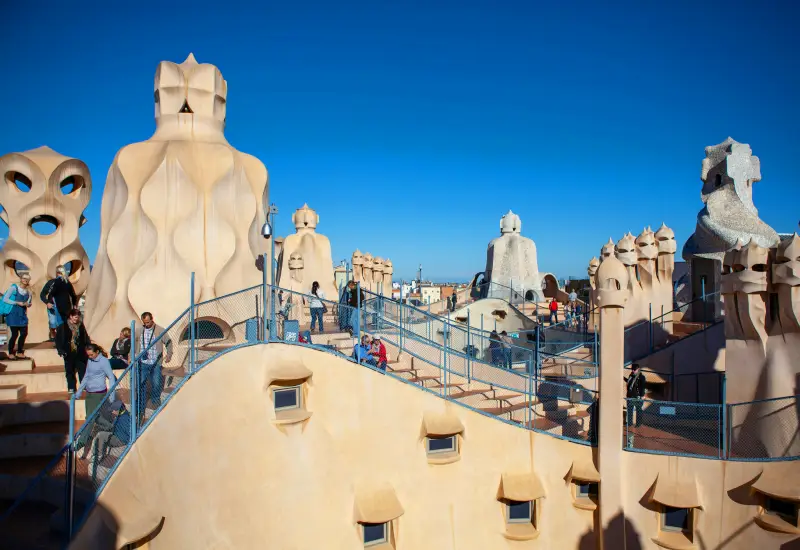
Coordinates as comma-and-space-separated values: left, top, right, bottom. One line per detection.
548, 298, 559, 325
370, 336, 388, 371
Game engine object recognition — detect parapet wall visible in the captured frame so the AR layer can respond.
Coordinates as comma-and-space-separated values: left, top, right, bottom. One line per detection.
72, 344, 798, 549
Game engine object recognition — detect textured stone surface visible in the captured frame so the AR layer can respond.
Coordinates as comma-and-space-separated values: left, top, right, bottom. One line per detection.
683, 137, 779, 262
277, 204, 336, 299
484, 210, 546, 301
83, 54, 269, 346
0, 146, 92, 343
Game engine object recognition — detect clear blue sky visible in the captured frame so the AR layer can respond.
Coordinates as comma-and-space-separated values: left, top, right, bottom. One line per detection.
1, 0, 798, 282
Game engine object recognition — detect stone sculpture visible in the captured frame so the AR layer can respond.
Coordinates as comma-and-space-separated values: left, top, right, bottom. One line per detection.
382, 259, 394, 297
589, 223, 677, 358
352, 250, 393, 295
722, 234, 800, 457
277, 204, 336, 300
0, 146, 92, 343
682, 138, 779, 320
83, 54, 269, 346
484, 210, 550, 302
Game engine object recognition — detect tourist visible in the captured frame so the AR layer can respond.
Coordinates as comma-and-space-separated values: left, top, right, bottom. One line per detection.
347, 281, 365, 337
3, 273, 33, 359
564, 301, 573, 327
568, 288, 578, 305
309, 281, 326, 333
370, 336, 388, 371
575, 303, 583, 328
82, 399, 131, 472
625, 363, 647, 445
338, 282, 352, 331
43, 265, 77, 328
56, 309, 90, 393
548, 298, 559, 325
136, 312, 173, 422
109, 327, 132, 370
500, 330, 513, 369
351, 334, 372, 364
488, 330, 502, 366
74, 343, 116, 454
39, 274, 61, 340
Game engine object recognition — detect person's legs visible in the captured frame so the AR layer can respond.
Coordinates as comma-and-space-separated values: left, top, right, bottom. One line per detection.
635, 399, 644, 427
318, 308, 324, 332
150, 359, 164, 408
310, 308, 318, 331
7, 326, 20, 356
16, 326, 28, 355
77, 392, 105, 453
64, 356, 77, 392
76, 359, 86, 384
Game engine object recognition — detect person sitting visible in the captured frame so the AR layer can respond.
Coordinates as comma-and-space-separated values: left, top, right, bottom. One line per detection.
351, 335, 373, 364
109, 327, 132, 370
370, 336, 388, 371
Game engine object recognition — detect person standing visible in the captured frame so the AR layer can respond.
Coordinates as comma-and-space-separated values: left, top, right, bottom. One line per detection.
625, 363, 647, 446
499, 330, 513, 369
40, 275, 60, 340
136, 312, 173, 422
74, 343, 116, 455
4, 273, 33, 359
309, 281, 325, 333
44, 265, 77, 327
548, 298, 559, 325
56, 309, 90, 393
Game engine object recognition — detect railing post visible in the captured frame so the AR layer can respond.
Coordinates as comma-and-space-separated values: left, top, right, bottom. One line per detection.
648, 302, 653, 353
444, 311, 450, 397
189, 272, 196, 374
356, 282, 362, 339
130, 320, 137, 440
593, 326, 598, 376
262, 253, 268, 343
399, 285, 404, 352
66, 395, 76, 540
510, 278, 513, 304
701, 277, 707, 328
466, 310, 471, 382
535, 324, 540, 378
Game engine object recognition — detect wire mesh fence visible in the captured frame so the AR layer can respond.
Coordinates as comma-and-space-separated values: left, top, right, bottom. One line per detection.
3, 277, 797, 550
624, 398, 724, 459
727, 396, 800, 461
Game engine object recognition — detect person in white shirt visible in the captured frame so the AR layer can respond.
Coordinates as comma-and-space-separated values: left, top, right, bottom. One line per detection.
309, 281, 326, 333
135, 312, 173, 422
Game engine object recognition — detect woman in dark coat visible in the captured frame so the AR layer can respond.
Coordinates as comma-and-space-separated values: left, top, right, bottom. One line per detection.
45, 265, 77, 323
55, 309, 90, 393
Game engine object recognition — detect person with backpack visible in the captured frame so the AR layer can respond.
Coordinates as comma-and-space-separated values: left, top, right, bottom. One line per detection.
43, 265, 76, 329
309, 281, 326, 333
40, 274, 61, 340
2, 273, 33, 359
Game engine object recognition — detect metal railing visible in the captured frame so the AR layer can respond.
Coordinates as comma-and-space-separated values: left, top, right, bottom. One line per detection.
2, 274, 797, 547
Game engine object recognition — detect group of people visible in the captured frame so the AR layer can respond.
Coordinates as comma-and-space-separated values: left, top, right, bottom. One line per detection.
1, 268, 174, 463
546, 293, 585, 329
351, 333, 388, 371
488, 330, 515, 369
446, 292, 458, 312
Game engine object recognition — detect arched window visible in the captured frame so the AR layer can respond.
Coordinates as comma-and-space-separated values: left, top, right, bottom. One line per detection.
181, 320, 224, 342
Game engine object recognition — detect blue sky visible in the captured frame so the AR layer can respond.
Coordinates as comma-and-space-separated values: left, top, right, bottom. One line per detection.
1, 0, 798, 282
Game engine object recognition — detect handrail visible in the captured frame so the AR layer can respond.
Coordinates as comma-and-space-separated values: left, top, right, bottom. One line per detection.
3, 278, 797, 548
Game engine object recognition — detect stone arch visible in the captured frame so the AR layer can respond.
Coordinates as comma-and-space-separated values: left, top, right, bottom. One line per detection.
542, 274, 559, 299
180, 317, 231, 342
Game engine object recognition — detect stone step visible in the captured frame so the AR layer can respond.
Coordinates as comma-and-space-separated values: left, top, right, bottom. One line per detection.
0, 385, 26, 401
0, 432, 69, 459
0, 358, 36, 373
0, 367, 66, 394
0, 392, 87, 424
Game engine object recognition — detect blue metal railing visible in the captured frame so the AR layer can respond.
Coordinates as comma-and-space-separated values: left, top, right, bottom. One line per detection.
2, 275, 797, 547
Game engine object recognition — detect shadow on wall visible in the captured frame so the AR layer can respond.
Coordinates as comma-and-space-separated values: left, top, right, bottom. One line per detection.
577, 512, 643, 550
70, 503, 165, 550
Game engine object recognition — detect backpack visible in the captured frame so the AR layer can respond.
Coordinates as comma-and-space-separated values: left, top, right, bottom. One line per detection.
0, 284, 18, 316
